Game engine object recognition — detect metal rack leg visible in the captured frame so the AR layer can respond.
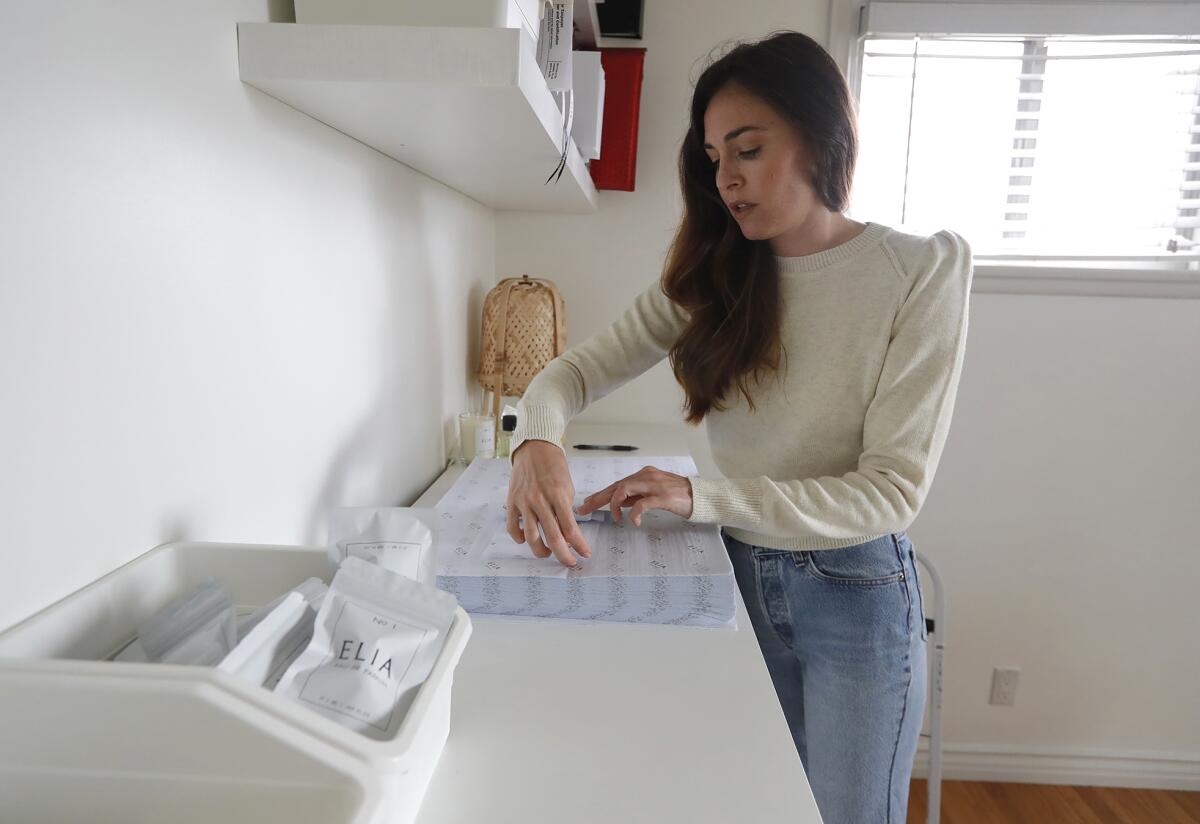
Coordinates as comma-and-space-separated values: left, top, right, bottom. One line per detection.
914, 550, 945, 824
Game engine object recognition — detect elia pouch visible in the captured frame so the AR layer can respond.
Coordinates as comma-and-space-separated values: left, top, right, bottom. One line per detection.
273, 556, 457, 740
328, 507, 437, 585
138, 579, 236, 666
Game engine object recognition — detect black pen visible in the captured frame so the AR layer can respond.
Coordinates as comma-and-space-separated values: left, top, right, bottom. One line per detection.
573, 444, 639, 451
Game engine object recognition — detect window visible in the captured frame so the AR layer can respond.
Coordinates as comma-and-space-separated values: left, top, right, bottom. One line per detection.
838, 1, 1200, 296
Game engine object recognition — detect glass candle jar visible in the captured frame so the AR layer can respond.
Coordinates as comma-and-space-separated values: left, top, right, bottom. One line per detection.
458, 413, 496, 463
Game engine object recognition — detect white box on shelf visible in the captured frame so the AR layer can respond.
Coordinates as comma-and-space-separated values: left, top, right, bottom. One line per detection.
572, 50, 605, 160
295, 0, 543, 44
0, 541, 472, 824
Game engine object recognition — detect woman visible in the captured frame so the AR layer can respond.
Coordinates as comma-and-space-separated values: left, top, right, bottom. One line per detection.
504, 30, 972, 824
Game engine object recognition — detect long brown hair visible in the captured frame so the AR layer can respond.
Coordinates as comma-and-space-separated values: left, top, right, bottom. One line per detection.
664, 31, 858, 423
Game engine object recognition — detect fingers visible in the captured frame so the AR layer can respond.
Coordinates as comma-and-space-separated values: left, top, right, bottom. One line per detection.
520, 506, 552, 558
505, 500, 523, 544
561, 513, 592, 559
511, 465, 673, 568
582, 487, 643, 524
577, 481, 616, 515
506, 442, 589, 564
610, 482, 644, 524
532, 501, 578, 567
595, 467, 661, 524
627, 495, 663, 528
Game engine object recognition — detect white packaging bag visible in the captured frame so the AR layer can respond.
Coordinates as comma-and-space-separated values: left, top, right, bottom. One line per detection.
219, 591, 319, 689
237, 577, 328, 641
111, 638, 148, 662
138, 579, 237, 666
328, 507, 437, 585
274, 556, 458, 740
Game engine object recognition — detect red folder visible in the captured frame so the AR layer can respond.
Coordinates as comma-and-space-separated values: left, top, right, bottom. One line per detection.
589, 48, 646, 192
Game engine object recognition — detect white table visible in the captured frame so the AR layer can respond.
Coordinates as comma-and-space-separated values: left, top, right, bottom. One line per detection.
413, 422, 823, 823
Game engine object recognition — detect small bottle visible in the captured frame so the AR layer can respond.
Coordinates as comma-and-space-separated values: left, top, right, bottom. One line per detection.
474, 415, 496, 460
496, 414, 517, 458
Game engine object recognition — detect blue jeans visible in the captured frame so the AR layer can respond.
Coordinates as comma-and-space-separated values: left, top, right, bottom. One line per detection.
722, 529, 928, 824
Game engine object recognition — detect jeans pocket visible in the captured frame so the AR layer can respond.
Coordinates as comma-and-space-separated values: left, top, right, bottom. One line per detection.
805, 534, 906, 586
904, 541, 930, 642
914, 571, 929, 642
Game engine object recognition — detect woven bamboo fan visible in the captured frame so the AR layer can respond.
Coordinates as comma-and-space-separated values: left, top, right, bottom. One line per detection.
477, 274, 567, 422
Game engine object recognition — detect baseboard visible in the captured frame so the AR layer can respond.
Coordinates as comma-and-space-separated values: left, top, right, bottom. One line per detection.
910, 743, 1200, 790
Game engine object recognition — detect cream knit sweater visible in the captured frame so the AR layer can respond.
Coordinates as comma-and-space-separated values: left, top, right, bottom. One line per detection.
510, 222, 973, 551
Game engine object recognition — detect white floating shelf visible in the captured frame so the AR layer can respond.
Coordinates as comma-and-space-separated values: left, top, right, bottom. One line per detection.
237, 23, 599, 213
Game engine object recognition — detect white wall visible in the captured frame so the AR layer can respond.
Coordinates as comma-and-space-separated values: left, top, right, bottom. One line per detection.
0, 1, 495, 632
497, 0, 1200, 788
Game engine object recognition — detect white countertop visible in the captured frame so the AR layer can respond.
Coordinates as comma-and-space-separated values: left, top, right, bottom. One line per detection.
412, 422, 822, 823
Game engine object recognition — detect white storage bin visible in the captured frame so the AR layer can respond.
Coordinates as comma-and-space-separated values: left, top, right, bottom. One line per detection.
0, 541, 472, 824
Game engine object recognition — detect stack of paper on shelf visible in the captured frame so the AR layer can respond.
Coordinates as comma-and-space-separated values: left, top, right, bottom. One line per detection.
433, 455, 736, 628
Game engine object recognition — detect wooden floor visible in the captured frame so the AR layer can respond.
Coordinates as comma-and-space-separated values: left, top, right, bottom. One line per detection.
906, 780, 1200, 823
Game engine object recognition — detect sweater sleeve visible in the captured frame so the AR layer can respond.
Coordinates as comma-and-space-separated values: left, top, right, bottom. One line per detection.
510, 277, 689, 461
685, 229, 974, 538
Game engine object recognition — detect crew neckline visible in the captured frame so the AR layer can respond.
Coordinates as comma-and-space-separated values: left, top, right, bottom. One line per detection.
773, 221, 888, 273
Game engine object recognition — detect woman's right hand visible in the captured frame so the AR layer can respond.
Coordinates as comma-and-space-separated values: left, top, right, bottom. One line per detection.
506, 440, 593, 566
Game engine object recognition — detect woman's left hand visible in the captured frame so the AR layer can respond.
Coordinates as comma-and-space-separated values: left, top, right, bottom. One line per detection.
574, 466, 694, 526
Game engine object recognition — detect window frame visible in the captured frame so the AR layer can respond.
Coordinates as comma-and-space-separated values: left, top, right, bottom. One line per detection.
826, 0, 1200, 299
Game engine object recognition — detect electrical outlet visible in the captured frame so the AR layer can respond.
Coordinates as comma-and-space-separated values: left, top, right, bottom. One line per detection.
990, 667, 1020, 706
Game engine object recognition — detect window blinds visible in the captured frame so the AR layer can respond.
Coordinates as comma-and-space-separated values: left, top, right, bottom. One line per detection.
850, 4, 1200, 258
860, 2, 1200, 39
